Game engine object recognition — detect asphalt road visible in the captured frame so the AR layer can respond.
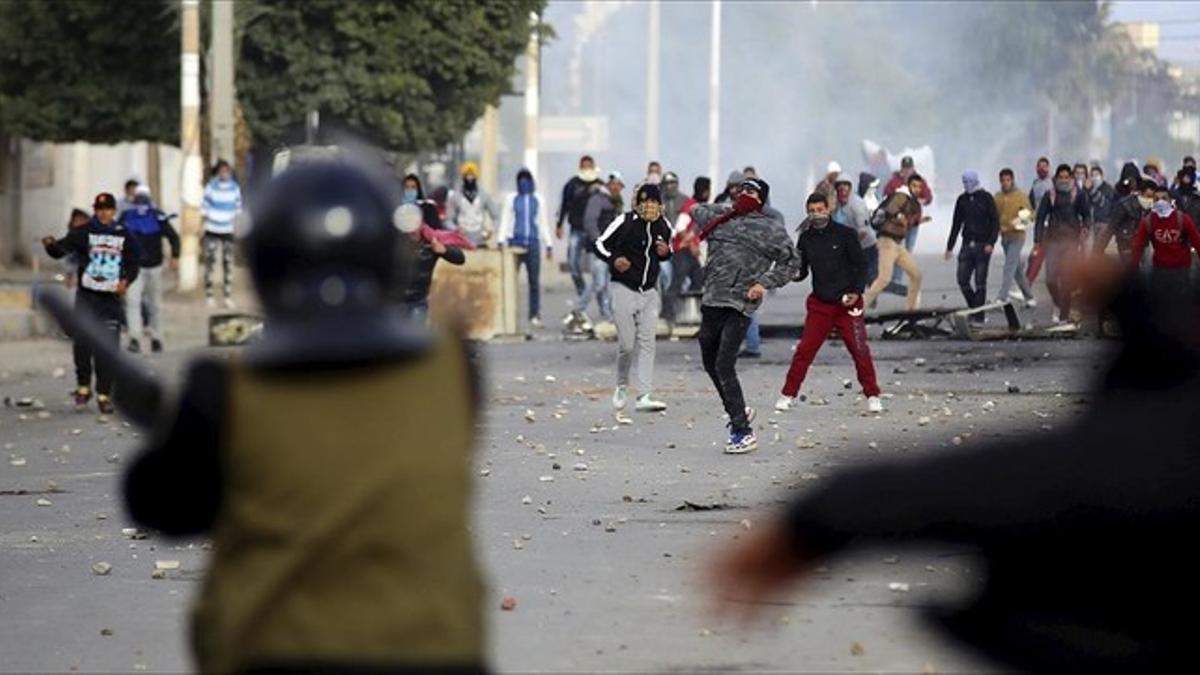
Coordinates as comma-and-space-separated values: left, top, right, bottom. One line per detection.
0, 258, 1110, 673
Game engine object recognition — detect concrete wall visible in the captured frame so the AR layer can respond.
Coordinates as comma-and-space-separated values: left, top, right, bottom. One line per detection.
0, 140, 183, 264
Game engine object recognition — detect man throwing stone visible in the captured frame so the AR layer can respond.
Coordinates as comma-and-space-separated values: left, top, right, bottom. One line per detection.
691, 178, 800, 454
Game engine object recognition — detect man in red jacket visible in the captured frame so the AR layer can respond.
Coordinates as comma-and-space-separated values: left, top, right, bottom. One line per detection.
1130, 184, 1200, 337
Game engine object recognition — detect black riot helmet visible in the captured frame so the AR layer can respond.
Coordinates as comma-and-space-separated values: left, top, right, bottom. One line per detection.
243, 160, 429, 366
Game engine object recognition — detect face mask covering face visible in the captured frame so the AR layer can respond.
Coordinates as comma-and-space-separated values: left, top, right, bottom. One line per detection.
402, 188, 418, 204
807, 213, 830, 229
1055, 179, 1073, 193
734, 192, 762, 214
1151, 199, 1174, 218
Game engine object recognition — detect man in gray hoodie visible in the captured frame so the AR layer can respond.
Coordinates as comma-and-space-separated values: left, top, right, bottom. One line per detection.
691, 178, 800, 454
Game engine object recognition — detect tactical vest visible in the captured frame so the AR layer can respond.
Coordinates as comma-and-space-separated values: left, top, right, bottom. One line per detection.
192, 337, 483, 673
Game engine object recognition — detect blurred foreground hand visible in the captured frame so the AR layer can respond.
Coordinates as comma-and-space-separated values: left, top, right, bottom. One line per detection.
706, 516, 815, 626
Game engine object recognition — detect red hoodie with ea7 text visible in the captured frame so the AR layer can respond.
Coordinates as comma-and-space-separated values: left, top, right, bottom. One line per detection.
1130, 210, 1200, 270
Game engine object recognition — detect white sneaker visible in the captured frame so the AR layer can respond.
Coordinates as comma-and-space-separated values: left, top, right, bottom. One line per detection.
1025, 297, 1038, 309
745, 406, 756, 424
867, 396, 884, 413
530, 316, 544, 328
612, 385, 628, 411
774, 396, 796, 412
635, 394, 667, 412
1007, 290, 1024, 302
223, 297, 236, 310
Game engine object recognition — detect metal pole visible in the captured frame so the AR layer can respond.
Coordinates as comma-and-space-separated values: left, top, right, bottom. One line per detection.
707, 0, 721, 183
209, 0, 236, 165
645, 0, 661, 162
177, 0, 203, 292
523, 13, 540, 177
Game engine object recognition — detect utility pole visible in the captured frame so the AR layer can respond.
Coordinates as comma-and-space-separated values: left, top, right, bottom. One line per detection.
481, 105, 499, 196
707, 0, 722, 183
178, 0, 203, 291
523, 12, 540, 179
645, 0, 661, 162
209, 0, 236, 165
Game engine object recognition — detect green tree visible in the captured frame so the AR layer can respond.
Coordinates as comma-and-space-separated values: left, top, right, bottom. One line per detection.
0, 0, 179, 142
236, 0, 547, 152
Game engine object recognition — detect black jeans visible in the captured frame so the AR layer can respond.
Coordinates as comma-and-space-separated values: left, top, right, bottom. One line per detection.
74, 291, 123, 395
698, 305, 752, 434
956, 242, 992, 311
664, 249, 705, 321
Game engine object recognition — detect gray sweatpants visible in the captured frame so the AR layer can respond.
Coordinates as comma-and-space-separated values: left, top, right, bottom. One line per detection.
998, 236, 1035, 300
125, 265, 165, 341
611, 283, 659, 395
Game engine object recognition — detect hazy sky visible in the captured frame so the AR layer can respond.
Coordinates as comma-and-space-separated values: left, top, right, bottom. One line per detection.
1110, 0, 1200, 64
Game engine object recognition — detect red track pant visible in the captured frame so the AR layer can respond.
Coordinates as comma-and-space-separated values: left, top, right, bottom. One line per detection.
781, 294, 881, 398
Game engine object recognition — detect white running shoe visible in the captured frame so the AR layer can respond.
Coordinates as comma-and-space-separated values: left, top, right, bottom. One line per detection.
1025, 297, 1038, 309
867, 396, 884, 413
1007, 290, 1024, 302
774, 396, 796, 412
612, 385, 628, 411
530, 316, 544, 328
635, 394, 667, 412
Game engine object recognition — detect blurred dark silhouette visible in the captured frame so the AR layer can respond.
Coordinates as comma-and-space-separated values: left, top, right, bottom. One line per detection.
710, 256, 1200, 672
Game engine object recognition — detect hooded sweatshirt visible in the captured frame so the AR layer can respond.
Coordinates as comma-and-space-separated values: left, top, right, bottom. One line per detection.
120, 200, 181, 268
1034, 182, 1090, 244
947, 172, 1000, 250
689, 202, 800, 315
1088, 179, 1117, 225
713, 170, 744, 204
499, 169, 552, 249
832, 187, 876, 249
1116, 162, 1142, 198
1174, 169, 1200, 228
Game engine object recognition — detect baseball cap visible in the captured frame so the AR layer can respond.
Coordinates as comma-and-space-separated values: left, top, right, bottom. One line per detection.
93, 193, 117, 210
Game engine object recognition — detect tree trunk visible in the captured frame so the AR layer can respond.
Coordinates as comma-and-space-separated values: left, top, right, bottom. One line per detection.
0, 134, 22, 268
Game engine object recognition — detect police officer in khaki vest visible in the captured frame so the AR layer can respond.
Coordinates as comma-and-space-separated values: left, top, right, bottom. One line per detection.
123, 161, 486, 674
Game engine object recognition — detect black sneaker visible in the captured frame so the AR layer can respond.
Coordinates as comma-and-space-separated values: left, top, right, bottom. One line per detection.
737, 350, 761, 359
73, 386, 92, 408
150, 339, 163, 353
127, 339, 141, 353
97, 394, 115, 415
